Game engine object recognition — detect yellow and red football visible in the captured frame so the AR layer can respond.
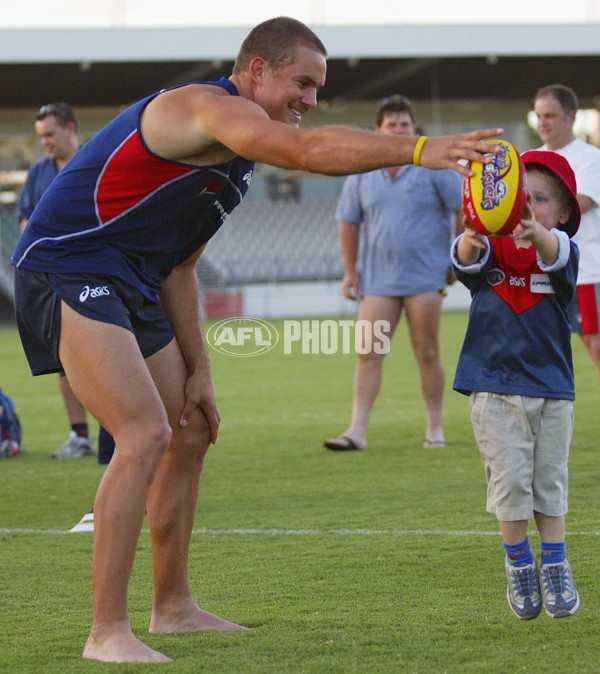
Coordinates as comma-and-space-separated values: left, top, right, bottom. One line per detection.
462, 139, 528, 237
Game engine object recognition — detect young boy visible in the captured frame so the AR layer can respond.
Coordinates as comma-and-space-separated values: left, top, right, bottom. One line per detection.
452, 150, 581, 620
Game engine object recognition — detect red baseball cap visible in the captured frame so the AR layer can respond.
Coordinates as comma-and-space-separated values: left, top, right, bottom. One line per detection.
520, 150, 581, 238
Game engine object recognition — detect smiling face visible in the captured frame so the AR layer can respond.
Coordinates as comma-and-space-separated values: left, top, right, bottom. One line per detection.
252, 45, 327, 126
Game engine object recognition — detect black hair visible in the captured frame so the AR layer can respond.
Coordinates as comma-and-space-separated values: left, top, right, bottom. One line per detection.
375, 95, 415, 126
36, 103, 78, 128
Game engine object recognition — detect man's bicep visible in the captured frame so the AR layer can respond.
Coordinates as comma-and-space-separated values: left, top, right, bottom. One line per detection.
206, 99, 307, 169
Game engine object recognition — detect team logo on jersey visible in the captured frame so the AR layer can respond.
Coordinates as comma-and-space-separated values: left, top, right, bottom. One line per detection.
487, 268, 505, 286
79, 285, 110, 302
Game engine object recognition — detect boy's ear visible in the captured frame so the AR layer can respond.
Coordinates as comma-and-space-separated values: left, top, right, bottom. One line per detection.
558, 205, 572, 227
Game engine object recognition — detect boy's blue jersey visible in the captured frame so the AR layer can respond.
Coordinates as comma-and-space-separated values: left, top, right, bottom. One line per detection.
12, 77, 254, 301
452, 233, 579, 400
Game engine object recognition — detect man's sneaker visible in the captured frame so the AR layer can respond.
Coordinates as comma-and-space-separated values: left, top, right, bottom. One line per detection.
1, 439, 21, 457
52, 432, 95, 459
505, 557, 542, 620
539, 559, 581, 618
70, 508, 94, 533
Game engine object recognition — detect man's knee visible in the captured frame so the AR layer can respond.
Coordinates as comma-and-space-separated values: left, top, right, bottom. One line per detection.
357, 349, 386, 366
171, 413, 211, 456
112, 419, 172, 472
413, 340, 441, 366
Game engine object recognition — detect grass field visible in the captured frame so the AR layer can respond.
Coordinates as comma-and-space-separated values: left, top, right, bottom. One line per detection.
1, 310, 599, 674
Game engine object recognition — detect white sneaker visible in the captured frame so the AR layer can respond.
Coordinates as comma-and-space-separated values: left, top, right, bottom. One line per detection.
539, 559, 581, 618
52, 432, 95, 459
505, 557, 542, 620
1, 439, 21, 457
70, 509, 94, 533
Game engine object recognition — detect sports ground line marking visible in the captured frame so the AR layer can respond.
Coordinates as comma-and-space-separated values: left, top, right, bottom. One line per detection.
1, 527, 600, 536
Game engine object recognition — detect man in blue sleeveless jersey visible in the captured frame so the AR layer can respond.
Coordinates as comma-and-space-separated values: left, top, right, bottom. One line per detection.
13, 16, 504, 663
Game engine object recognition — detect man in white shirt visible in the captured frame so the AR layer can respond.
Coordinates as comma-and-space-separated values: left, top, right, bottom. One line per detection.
533, 84, 600, 380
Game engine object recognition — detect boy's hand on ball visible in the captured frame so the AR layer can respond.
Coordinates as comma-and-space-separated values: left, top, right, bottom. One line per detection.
513, 203, 541, 242
463, 225, 487, 249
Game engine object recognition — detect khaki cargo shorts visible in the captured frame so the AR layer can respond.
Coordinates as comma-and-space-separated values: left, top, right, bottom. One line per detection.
469, 392, 573, 521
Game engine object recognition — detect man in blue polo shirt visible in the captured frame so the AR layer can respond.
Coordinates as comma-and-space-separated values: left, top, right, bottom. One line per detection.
324, 95, 462, 452
18, 103, 80, 230
17, 103, 97, 460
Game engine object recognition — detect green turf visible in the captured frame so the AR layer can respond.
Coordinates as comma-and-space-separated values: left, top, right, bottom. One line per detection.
1, 311, 599, 673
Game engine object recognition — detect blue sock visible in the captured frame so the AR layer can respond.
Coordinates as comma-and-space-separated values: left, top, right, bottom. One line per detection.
503, 537, 534, 566
541, 541, 566, 565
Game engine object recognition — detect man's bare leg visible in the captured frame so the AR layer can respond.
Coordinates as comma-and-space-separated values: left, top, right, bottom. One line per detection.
83, 453, 173, 662
329, 295, 402, 448
405, 292, 446, 444
580, 333, 600, 381
59, 302, 172, 662
58, 373, 88, 424
145, 339, 247, 633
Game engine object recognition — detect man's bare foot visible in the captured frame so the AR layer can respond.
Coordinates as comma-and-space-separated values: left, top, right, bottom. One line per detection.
83, 630, 172, 663
149, 604, 250, 634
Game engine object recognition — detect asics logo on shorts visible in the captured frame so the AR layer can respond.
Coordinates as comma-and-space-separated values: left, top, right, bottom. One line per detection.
79, 285, 110, 302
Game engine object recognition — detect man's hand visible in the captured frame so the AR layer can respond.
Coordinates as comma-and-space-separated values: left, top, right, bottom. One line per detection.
420, 128, 504, 177
342, 270, 360, 300
179, 369, 221, 445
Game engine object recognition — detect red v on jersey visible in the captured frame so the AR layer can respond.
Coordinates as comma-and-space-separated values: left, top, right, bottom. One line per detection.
95, 131, 196, 225
488, 239, 547, 314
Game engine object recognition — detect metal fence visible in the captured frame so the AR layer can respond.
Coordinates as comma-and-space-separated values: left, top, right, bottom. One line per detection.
0, 201, 18, 301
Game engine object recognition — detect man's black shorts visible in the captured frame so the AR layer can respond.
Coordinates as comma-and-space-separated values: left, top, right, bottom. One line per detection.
14, 268, 175, 375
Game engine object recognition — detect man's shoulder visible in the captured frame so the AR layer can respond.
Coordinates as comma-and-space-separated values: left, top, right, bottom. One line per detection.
563, 137, 600, 160
341, 171, 367, 189
25, 156, 56, 176
428, 165, 462, 185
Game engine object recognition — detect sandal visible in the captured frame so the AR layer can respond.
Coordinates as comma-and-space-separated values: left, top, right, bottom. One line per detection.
422, 439, 448, 448
323, 435, 364, 451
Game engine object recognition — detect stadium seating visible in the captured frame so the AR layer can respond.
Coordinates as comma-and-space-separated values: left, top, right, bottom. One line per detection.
198, 199, 343, 288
